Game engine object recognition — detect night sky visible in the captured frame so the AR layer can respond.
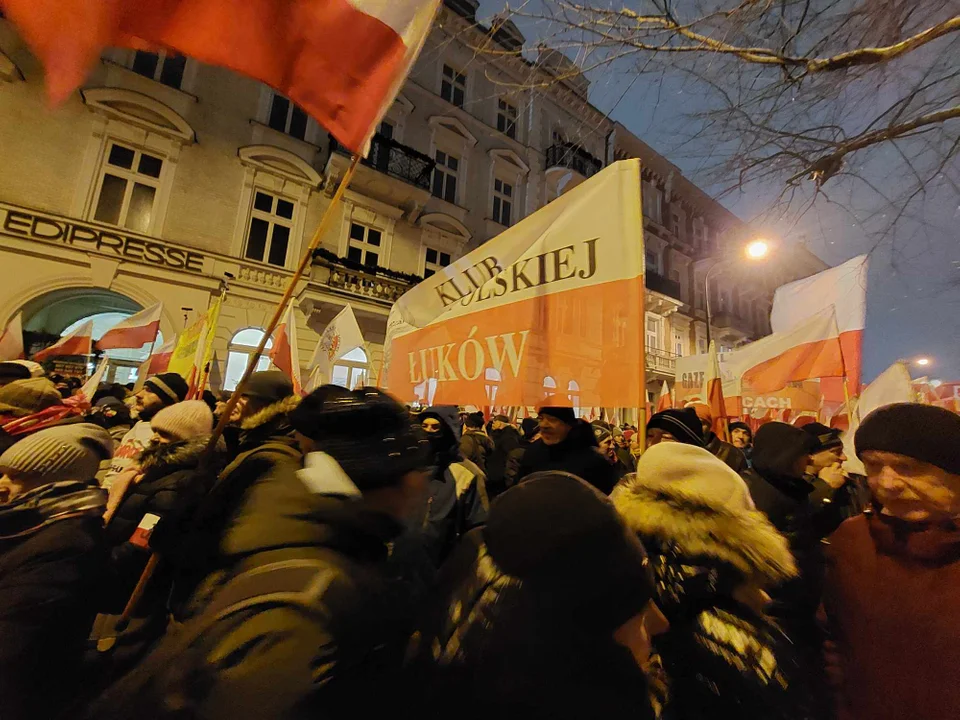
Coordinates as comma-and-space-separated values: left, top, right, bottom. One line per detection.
473, 1, 960, 383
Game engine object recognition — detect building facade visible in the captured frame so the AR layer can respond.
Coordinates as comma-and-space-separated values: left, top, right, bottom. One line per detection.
0, 0, 825, 403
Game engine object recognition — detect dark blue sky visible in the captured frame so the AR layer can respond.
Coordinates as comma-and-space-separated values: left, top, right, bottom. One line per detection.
475, 1, 960, 382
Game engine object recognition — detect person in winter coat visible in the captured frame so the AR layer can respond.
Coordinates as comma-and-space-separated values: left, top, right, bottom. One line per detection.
0, 423, 113, 720
822, 403, 960, 720
729, 421, 753, 463
519, 406, 617, 494
802, 421, 869, 517
86, 388, 433, 720
503, 417, 538, 490
687, 403, 748, 473
594, 425, 631, 484
90, 395, 134, 443
406, 472, 669, 720
459, 411, 494, 473
0, 376, 76, 454
614, 443, 813, 720
101, 372, 189, 489
0, 359, 44, 387
646, 407, 705, 447
485, 414, 521, 498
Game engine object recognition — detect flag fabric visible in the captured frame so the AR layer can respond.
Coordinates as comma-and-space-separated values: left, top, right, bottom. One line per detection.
33, 320, 93, 361
0, 312, 25, 361
704, 341, 729, 442
148, 337, 176, 375
81, 357, 109, 401
770, 255, 867, 392
309, 305, 365, 384
841, 362, 914, 474
269, 301, 302, 395
96, 302, 162, 351
383, 161, 646, 408
655, 381, 672, 412
0, 0, 441, 155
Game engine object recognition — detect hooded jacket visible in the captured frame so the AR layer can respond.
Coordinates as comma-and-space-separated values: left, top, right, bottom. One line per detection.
0, 482, 108, 720
518, 419, 616, 494
485, 424, 521, 497
614, 476, 813, 720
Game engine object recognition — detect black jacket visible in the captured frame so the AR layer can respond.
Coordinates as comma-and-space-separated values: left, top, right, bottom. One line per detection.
0, 482, 107, 720
485, 424, 521, 497
459, 429, 493, 473
87, 456, 408, 720
518, 420, 616, 494
613, 477, 813, 720
503, 435, 533, 490
706, 433, 749, 473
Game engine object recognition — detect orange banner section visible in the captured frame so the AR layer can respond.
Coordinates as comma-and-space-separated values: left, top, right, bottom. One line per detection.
386, 276, 643, 408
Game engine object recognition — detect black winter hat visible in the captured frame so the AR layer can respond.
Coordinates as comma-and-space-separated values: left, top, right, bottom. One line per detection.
538, 405, 577, 425
752, 422, 818, 479
802, 421, 843, 451
728, 421, 752, 440
241, 370, 294, 403
291, 386, 431, 490
144, 373, 189, 405
465, 411, 485, 429
520, 418, 540, 440
483, 472, 655, 632
855, 403, 960, 476
647, 408, 704, 447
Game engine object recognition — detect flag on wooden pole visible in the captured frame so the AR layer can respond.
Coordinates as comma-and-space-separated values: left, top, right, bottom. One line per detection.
33, 319, 93, 361
655, 381, 672, 412
0, 313, 24, 361
269, 301, 302, 395
705, 341, 729, 442
308, 305, 365, 389
97, 303, 162, 351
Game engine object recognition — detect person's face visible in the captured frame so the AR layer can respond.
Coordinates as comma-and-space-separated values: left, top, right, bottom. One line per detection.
809, 445, 846, 472
151, 429, 179, 445
731, 428, 751, 449
646, 428, 676, 447
421, 417, 442, 434
615, 435, 629, 449
492, 419, 506, 431
135, 388, 165, 417
537, 414, 571, 445
700, 418, 712, 437
0, 472, 33, 504
862, 450, 960, 523
229, 395, 250, 424
599, 436, 616, 461
613, 600, 670, 671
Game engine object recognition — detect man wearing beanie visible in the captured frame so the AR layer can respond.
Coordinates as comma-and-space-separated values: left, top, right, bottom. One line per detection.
502, 417, 539, 490
802, 421, 868, 518
0, 423, 113, 720
406, 473, 668, 719
101, 372, 188, 490
646, 407, 705, 447
822, 403, 960, 720
459, 410, 494, 473
729, 420, 753, 457
518, 404, 617, 494
687, 403, 748, 472
89, 387, 433, 720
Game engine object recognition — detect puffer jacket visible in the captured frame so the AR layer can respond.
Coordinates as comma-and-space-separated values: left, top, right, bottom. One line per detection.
613, 477, 814, 720
85, 454, 409, 720
518, 420, 616, 494
0, 482, 107, 720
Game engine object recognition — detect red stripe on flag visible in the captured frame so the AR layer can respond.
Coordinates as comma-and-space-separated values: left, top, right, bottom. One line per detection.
33, 334, 91, 361
742, 337, 845, 394
97, 321, 160, 351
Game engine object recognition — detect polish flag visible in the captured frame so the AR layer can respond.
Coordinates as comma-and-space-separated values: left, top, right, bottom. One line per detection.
97, 303, 162, 351
704, 341, 730, 442
655, 381, 672, 412
269, 301, 302, 395
740, 309, 845, 394
148, 337, 176, 374
771, 255, 867, 392
33, 320, 93, 361
0, 313, 24, 361
1, 0, 441, 155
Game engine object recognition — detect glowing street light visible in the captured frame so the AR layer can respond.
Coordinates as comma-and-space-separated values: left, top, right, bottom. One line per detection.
705, 238, 774, 346
916, 357, 931, 367
745, 239, 771, 260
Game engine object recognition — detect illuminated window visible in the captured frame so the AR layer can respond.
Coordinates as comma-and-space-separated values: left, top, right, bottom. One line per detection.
224, 328, 273, 391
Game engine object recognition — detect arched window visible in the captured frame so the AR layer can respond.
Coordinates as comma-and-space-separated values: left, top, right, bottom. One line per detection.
484, 367, 501, 405
62, 312, 165, 385
331, 346, 367, 389
543, 376, 557, 391
224, 328, 273, 391
567, 380, 581, 419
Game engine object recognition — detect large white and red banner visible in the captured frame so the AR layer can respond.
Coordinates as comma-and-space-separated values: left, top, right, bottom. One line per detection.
384, 160, 646, 408
97, 303, 162, 351
33, 319, 93, 361
771, 254, 867, 392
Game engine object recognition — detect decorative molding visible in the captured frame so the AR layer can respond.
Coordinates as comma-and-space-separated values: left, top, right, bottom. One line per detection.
428, 115, 478, 147
80, 87, 196, 143
237, 144, 323, 187
419, 212, 471, 240
489, 148, 530, 174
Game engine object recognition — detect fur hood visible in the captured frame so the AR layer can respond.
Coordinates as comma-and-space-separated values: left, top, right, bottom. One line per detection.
613, 478, 797, 586
139, 436, 225, 479
240, 395, 301, 431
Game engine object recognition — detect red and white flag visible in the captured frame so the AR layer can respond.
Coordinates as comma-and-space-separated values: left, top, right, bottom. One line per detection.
0, 313, 24, 361
705, 341, 729, 442
655, 381, 672, 412
148, 337, 176, 375
0, 0, 440, 155
269, 301, 302, 395
33, 320, 93, 361
771, 255, 867, 392
97, 303, 162, 351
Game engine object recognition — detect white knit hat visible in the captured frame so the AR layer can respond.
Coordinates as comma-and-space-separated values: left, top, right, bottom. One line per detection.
0, 422, 114, 484
634, 442, 755, 512
150, 400, 213, 441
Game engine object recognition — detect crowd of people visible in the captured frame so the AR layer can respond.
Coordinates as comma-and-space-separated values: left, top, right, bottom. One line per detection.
0, 355, 957, 720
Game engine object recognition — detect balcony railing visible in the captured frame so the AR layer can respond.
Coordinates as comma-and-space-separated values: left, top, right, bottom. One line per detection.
545, 142, 602, 179
645, 271, 682, 300
645, 345, 678, 375
312, 254, 413, 305
331, 133, 435, 191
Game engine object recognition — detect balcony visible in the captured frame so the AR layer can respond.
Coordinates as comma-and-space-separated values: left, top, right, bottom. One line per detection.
645, 346, 678, 377
711, 311, 757, 342
645, 271, 682, 301
326, 134, 435, 215
544, 142, 603, 196
311, 250, 414, 307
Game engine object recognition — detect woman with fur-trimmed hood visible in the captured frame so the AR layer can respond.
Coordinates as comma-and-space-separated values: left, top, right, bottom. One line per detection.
613, 443, 814, 720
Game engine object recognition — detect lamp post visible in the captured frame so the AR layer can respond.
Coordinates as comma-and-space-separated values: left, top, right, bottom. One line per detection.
704, 239, 771, 349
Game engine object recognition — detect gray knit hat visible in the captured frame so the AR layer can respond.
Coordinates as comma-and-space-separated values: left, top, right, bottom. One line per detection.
0, 423, 114, 483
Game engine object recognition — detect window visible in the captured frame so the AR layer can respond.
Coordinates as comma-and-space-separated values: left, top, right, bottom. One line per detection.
646, 316, 662, 350
131, 50, 187, 89
698, 338, 707, 354
670, 269, 681, 282
645, 249, 660, 274
642, 182, 662, 223
424, 247, 451, 278
93, 143, 164, 233
224, 328, 273, 392
693, 218, 704, 248
492, 178, 513, 226
567, 380, 581, 419
497, 99, 517, 139
332, 347, 368, 389
244, 191, 294, 267
347, 222, 382, 268
543, 376, 557, 392
673, 330, 684, 357
671, 213, 680, 237
440, 65, 466, 108
267, 93, 308, 141
718, 289, 729, 312
695, 288, 705, 310
378, 121, 394, 140
432, 150, 459, 204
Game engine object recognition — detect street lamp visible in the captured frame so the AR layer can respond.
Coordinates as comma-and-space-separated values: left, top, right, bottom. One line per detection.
916, 357, 931, 367
705, 239, 773, 348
